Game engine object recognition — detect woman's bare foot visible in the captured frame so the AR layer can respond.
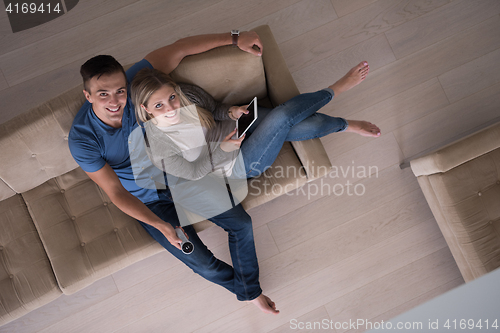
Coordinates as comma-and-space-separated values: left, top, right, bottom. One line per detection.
249, 294, 279, 315
329, 61, 370, 96
345, 120, 381, 137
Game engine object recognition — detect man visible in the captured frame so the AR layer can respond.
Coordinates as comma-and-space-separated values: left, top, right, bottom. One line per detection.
68, 31, 279, 314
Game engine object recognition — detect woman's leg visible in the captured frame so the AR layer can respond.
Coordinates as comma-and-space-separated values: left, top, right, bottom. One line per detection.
241, 89, 334, 178
247, 106, 348, 142
241, 61, 380, 178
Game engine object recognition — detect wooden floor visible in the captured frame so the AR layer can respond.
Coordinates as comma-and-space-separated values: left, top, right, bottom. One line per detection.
2, 0, 499, 332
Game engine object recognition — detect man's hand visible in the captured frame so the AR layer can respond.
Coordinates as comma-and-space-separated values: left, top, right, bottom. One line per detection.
84, 163, 185, 250
145, 31, 263, 75
238, 31, 263, 56
157, 222, 183, 250
228, 105, 249, 120
220, 129, 244, 152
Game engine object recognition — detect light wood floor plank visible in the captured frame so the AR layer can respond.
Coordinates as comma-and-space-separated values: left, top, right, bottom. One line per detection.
355, 277, 464, 333
252, 162, 419, 244
193, 220, 450, 333
99, 0, 304, 66
320, 78, 450, 157
263, 186, 432, 288
269, 306, 332, 333
325, 247, 461, 333
0, 276, 118, 333
293, 33, 396, 93
280, 0, 453, 73
0, 0, 222, 86
0, 4, 12, 36
393, 82, 500, 159
0, 68, 7, 91
0, 0, 142, 56
330, 0, 378, 18
330, 14, 500, 119
38, 263, 214, 333
385, 0, 500, 59
117, 282, 245, 333
0, 58, 85, 124
438, 48, 500, 104
240, 0, 338, 45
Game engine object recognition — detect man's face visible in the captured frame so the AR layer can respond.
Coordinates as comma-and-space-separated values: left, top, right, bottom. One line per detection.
83, 71, 127, 128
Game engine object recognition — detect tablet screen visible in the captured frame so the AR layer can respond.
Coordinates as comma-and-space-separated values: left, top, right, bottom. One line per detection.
237, 97, 257, 139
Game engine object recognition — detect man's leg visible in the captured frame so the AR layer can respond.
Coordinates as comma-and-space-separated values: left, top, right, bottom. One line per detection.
141, 189, 236, 295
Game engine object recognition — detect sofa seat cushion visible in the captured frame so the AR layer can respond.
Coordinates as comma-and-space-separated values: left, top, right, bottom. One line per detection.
21, 168, 163, 295
0, 195, 61, 326
426, 147, 500, 280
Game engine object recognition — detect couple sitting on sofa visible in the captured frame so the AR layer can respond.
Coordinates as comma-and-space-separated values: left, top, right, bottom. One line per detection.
68, 30, 381, 315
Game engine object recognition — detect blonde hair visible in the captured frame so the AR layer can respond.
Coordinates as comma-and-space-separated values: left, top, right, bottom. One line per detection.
131, 68, 215, 129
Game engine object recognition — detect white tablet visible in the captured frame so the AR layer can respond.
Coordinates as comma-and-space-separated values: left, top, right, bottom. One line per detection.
236, 97, 258, 139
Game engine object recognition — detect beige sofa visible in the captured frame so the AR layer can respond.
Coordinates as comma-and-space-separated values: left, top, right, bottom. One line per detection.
410, 122, 500, 283
0, 25, 332, 326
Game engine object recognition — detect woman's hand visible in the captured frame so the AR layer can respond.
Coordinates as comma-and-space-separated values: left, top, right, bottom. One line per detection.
228, 105, 249, 120
220, 129, 245, 152
157, 222, 183, 250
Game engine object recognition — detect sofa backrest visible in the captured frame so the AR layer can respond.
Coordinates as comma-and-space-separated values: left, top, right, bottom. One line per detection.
169, 45, 267, 106
0, 85, 84, 197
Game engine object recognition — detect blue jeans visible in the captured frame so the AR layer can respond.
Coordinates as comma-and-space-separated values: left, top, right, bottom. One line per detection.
242, 88, 347, 178
142, 188, 261, 301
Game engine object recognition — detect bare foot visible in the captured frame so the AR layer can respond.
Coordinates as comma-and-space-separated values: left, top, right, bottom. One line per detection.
344, 120, 381, 137
329, 61, 370, 96
249, 294, 279, 315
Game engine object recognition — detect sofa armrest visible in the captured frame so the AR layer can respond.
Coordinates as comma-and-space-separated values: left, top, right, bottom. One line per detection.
410, 122, 500, 177
252, 25, 332, 180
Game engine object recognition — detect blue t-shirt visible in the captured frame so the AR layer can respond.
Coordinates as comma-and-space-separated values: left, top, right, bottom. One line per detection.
68, 59, 162, 204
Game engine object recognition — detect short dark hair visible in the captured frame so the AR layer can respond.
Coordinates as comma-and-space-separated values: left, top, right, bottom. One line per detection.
80, 55, 126, 93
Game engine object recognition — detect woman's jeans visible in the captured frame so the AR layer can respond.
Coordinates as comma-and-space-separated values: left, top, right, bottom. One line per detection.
139, 88, 345, 301
242, 88, 347, 178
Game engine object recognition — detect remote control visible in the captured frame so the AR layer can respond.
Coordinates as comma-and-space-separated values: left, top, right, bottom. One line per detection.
175, 228, 194, 254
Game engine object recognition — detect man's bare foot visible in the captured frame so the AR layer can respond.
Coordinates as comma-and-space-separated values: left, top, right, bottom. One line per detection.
249, 294, 279, 315
344, 120, 381, 137
329, 61, 370, 96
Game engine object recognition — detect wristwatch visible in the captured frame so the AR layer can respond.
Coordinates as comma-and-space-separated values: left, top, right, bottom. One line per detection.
231, 30, 239, 47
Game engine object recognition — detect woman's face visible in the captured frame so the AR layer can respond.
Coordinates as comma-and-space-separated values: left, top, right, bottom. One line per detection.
144, 84, 182, 127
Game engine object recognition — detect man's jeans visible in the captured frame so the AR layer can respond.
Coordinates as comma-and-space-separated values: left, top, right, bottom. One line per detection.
242, 88, 347, 178
142, 188, 261, 301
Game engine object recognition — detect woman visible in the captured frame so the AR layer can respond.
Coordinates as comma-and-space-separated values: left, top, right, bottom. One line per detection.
131, 61, 380, 182
129, 62, 380, 314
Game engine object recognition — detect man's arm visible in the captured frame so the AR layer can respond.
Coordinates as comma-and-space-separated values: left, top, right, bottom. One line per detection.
144, 31, 262, 74
85, 163, 183, 250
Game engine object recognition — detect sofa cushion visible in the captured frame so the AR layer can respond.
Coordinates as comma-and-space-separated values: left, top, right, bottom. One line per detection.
169, 45, 267, 106
426, 147, 500, 281
0, 85, 84, 194
21, 167, 163, 294
0, 194, 61, 326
